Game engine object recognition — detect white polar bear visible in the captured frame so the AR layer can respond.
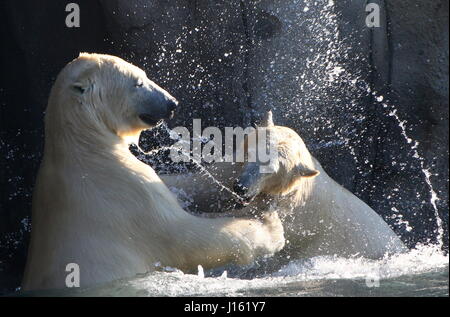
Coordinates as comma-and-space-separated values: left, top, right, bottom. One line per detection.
161, 112, 406, 259
22, 54, 284, 291
232, 112, 407, 259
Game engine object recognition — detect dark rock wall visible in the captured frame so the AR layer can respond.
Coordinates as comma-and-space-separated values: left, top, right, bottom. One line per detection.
0, 0, 448, 294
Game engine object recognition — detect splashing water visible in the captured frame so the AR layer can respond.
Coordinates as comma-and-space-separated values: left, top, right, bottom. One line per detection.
383, 103, 444, 248
331, 67, 445, 248
134, 123, 247, 204
197, 265, 205, 279
346, 75, 444, 248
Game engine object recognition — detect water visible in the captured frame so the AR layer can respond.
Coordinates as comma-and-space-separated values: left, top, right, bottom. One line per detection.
20, 245, 448, 297
134, 132, 248, 205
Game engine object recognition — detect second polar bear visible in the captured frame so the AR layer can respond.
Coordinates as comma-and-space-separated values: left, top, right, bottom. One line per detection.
232, 112, 406, 258
22, 54, 284, 291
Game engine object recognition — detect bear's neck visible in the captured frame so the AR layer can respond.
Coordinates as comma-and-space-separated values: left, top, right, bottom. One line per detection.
40, 125, 186, 221
47, 120, 121, 157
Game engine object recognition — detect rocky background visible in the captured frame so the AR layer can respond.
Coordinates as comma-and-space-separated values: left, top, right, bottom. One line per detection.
0, 0, 448, 294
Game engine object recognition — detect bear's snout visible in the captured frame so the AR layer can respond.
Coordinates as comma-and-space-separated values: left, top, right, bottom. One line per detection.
138, 94, 178, 126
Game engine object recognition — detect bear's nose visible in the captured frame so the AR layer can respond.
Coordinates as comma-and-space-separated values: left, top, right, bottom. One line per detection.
166, 99, 178, 119
167, 100, 178, 112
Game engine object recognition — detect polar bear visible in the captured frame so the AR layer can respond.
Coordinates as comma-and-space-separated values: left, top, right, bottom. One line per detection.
161, 112, 406, 259
22, 54, 284, 291
232, 112, 407, 259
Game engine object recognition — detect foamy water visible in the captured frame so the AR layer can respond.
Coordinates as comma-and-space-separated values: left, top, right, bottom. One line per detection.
23, 244, 445, 297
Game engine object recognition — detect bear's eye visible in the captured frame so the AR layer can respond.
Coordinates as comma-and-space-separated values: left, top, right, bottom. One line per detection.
72, 84, 86, 94
135, 80, 144, 88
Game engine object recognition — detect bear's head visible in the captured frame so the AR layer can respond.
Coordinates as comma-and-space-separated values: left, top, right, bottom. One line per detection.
46, 53, 178, 141
233, 111, 320, 204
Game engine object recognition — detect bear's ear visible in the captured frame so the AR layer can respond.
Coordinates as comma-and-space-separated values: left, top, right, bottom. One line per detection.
69, 56, 98, 95
260, 110, 275, 127
282, 163, 319, 194
294, 163, 320, 179
72, 77, 95, 95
